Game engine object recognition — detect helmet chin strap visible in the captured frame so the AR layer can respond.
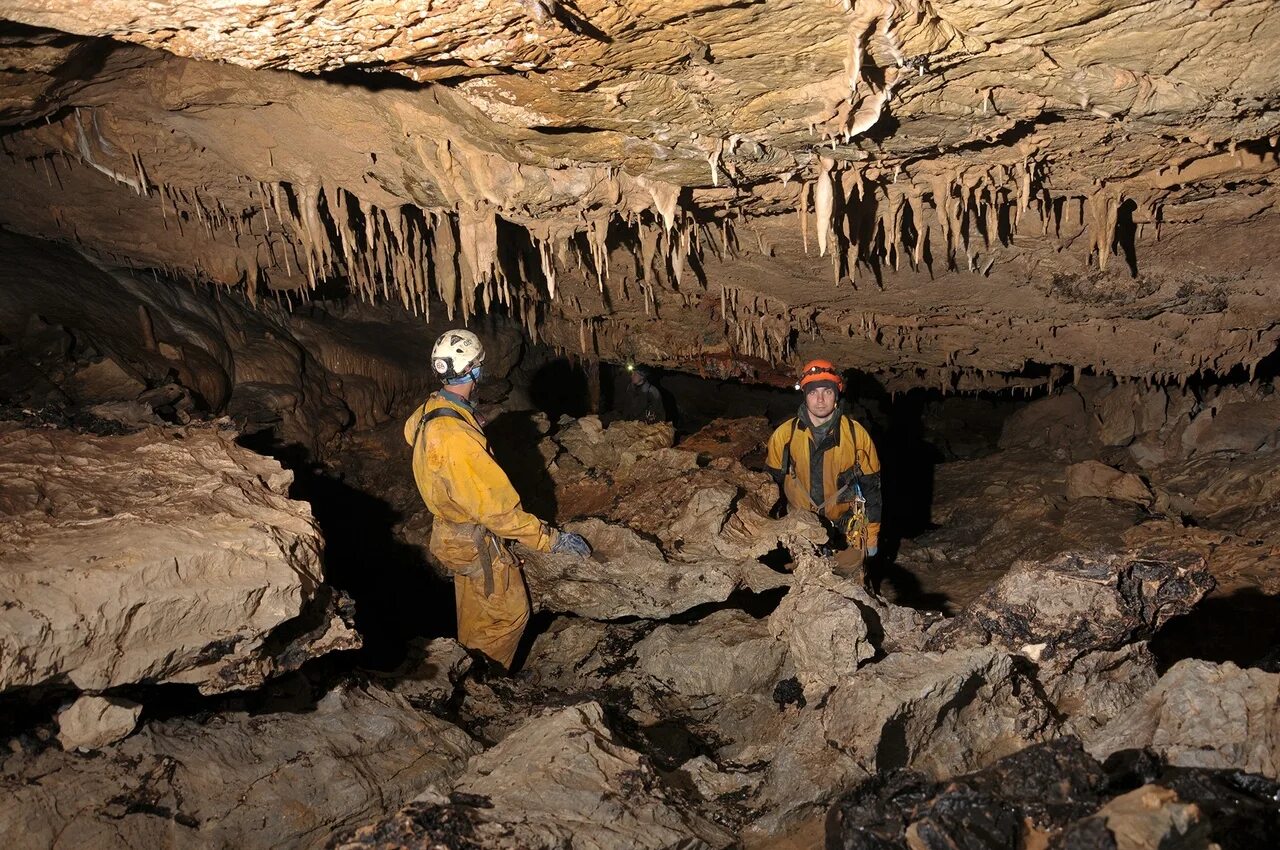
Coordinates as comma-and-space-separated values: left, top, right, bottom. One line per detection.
445, 364, 483, 386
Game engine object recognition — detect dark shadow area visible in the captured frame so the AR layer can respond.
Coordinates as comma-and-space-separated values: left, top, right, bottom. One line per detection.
236, 432, 455, 672
1150, 589, 1280, 674
528, 357, 591, 420
486, 410, 559, 520
1114, 198, 1140, 277
866, 560, 953, 614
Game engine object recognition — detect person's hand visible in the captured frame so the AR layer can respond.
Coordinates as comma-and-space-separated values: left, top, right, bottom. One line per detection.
551, 530, 591, 556
866, 545, 878, 557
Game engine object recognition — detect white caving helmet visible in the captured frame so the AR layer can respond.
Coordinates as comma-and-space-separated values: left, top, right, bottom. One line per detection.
431, 329, 486, 384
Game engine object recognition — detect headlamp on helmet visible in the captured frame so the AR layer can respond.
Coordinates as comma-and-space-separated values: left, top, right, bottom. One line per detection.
795, 359, 844, 393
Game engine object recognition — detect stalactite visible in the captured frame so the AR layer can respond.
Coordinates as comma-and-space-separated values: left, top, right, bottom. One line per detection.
798, 181, 811, 255
815, 156, 834, 257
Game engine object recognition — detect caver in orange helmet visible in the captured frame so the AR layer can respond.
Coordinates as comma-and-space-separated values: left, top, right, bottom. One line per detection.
796, 359, 844, 392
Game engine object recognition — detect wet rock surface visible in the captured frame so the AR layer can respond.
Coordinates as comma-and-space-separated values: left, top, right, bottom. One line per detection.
925, 548, 1214, 664
0, 422, 358, 695
826, 737, 1280, 850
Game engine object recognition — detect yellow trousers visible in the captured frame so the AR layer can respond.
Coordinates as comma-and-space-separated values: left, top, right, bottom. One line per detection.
453, 554, 530, 670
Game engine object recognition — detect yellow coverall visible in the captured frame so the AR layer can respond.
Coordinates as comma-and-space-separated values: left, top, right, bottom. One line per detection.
404, 391, 554, 669
765, 413, 882, 551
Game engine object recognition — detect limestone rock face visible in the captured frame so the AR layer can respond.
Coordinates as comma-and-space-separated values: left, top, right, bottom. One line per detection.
1, 683, 478, 850
1, 2, 1278, 390
55, 694, 142, 751
0, 423, 359, 695
448, 702, 733, 850
1088, 660, 1280, 778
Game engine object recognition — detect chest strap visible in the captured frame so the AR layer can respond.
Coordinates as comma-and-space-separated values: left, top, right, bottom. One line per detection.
412, 405, 472, 451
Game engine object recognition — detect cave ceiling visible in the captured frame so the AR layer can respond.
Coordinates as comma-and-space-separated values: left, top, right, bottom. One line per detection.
0, 0, 1277, 391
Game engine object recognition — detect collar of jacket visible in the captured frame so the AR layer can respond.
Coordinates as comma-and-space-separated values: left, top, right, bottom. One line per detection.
437, 388, 476, 412
796, 400, 846, 432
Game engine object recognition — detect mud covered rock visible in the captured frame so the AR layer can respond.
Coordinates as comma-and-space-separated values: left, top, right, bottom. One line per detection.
1066, 461, 1153, 506
768, 556, 939, 699
633, 610, 786, 713
1149, 449, 1280, 528
1046, 643, 1161, 737
521, 518, 789, 620
0, 423, 359, 695
1088, 660, 1280, 778
826, 737, 1280, 850
925, 547, 1211, 734
404, 702, 734, 849
926, 548, 1212, 667
767, 560, 875, 698
378, 637, 473, 711
55, 694, 142, 751
546, 417, 675, 476
1, 684, 478, 850
823, 647, 1053, 780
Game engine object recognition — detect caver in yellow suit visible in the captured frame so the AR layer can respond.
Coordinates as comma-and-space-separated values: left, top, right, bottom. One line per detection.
404, 329, 589, 669
765, 360, 883, 553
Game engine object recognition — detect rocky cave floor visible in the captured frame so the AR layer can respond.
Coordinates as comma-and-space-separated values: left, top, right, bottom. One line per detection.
3, 340, 1280, 850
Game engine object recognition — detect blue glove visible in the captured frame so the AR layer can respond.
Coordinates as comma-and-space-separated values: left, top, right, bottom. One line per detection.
866, 545, 878, 557
551, 531, 591, 556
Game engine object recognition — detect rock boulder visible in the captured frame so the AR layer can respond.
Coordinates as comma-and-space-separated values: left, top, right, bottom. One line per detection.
521, 518, 789, 620
823, 647, 1053, 780
1088, 660, 1280, 778
633, 610, 787, 713
447, 702, 733, 849
925, 548, 1213, 668
0, 423, 358, 695
55, 694, 142, 751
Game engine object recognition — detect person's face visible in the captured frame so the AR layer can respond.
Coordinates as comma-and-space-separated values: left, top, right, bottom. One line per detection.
630, 370, 644, 386
804, 385, 837, 420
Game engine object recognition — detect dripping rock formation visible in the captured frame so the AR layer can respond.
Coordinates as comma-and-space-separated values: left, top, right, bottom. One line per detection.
0, 1, 1276, 393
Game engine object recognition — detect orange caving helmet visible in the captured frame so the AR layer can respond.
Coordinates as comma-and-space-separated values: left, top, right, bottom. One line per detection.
797, 359, 844, 392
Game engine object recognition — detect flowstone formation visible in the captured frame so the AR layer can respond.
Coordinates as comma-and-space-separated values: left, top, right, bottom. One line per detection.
0, 1, 1277, 395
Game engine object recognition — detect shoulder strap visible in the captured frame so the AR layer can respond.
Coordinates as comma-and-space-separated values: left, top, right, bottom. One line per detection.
780, 417, 799, 477
411, 405, 472, 452
841, 414, 863, 475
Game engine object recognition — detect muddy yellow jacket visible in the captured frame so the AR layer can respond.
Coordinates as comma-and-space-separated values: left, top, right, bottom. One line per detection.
765, 408, 882, 547
404, 391, 554, 571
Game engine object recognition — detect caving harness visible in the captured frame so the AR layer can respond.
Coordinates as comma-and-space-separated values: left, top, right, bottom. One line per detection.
777, 414, 871, 553
412, 401, 504, 597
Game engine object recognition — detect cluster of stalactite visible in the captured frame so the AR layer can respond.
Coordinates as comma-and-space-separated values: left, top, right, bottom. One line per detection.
796, 151, 1165, 283
7, 102, 1278, 388
719, 286, 802, 364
